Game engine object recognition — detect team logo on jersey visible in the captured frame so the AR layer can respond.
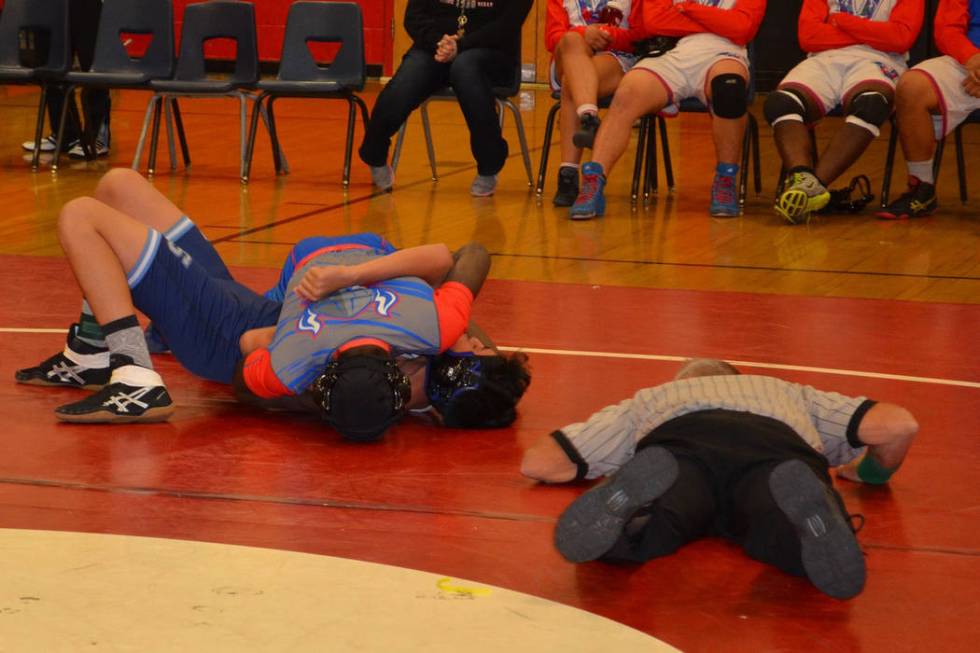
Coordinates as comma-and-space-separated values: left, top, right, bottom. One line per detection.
835, 0, 882, 19
876, 62, 899, 81
372, 289, 399, 317
297, 306, 327, 337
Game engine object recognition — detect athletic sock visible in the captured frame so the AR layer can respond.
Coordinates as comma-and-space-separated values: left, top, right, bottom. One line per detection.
559, 162, 579, 171
102, 315, 153, 370
165, 215, 233, 280
906, 160, 935, 185
76, 300, 106, 348
716, 162, 739, 177
576, 104, 598, 117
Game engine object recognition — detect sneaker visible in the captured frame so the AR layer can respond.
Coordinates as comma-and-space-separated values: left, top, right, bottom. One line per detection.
15, 324, 111, 390
21, 135, 57, 152
470, 174, 498, 197
572, 112, 601, 150
570, 161, 606, 219
68, 140, 110, 159
554, 446, 679, 563
144, 324, 170, 355
775, 171, 831, 224
552, 166, 579, 207
769, 459, 866, 600
875, 177, 937, 220
710, 173, 740, 217
370, 165, 394, 191
54, 356, 174, 424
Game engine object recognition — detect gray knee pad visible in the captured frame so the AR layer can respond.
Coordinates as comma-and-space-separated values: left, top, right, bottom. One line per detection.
710, 74, 747, 119
845, 91, 891, 137
763, 89, 808, 126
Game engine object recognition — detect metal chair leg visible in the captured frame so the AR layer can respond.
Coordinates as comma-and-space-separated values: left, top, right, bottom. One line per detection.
31, 85, 49, 171
147, 96, 164, 176
630, 116, 649, 203
502, 98, 533, 187
266, 96, 284, 175
751, 114, 762, 195
933, 136, 945, 183
342, 96, 357, 187
242, 92, 268, 183
163, 96, 177, 170
536, 100, 560, 195
420, 101, 437, 181
739, 116, 752, 207
172, 97, 191, 168
658, 115, 674, 192
644, 115, 658, 202
52, 85, 82, 172
133, 95, 157, 170
392, 122, 407, 174
880, 116, 899, 207
954, 124, 967, 204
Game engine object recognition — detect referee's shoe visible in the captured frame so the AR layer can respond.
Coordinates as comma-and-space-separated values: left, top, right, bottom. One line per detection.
54, 355, 174, 424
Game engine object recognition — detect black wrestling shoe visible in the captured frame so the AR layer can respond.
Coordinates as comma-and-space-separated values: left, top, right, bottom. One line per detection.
817, 175, 874, 215
15, 324, 111, 390
875, 177, 937, 220
552, 166, 580, 207
572, 112, 601, 150
769, 460, 866, 600
554, 446, 679, 563
54, 356, 175, 424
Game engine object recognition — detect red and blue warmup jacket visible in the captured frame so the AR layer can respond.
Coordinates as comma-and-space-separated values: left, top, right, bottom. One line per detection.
935, 0, 980, 65
798, 0, 924, 55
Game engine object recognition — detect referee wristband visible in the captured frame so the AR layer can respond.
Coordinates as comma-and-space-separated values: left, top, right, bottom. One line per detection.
857, 455, 894, 485
550, 430, 589, 482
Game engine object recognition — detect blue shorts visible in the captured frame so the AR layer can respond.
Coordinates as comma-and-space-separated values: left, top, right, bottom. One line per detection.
129, 230, 280, 384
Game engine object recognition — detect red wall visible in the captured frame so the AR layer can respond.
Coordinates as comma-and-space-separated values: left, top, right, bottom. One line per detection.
173, 0, 392, 71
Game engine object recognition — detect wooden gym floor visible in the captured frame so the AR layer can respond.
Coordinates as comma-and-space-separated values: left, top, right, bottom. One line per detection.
0, 82, 977, 652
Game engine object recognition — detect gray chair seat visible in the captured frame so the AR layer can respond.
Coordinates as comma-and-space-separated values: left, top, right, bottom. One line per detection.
66, 70, 158, 87
0, 66, 36, 82
256, 79, 355, 95
151, 79, 243, 94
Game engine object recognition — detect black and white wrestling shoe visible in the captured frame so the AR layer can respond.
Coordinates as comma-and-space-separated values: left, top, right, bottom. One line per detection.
15, 324, 112, 390
54, 355, 175, 424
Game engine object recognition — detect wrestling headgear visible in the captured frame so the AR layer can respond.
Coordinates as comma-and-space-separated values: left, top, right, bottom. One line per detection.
310, 352, 412, 442
425, 351, 528, 428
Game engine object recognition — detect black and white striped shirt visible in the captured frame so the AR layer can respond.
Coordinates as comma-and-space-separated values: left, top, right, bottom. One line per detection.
559, 375, 870, 479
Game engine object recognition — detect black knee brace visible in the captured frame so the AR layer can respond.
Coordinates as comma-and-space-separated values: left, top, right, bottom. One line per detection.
763, 89, 809, 126
845, 91, 891, 136
710, 73, 747, 119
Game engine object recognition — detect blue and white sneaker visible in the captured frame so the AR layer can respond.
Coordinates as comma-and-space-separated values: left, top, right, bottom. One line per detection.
570, 162, 606, 220
709, 172, 740, 217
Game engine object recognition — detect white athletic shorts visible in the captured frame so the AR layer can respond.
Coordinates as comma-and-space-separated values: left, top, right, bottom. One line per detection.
631, 33, 749, 112
550, 50, 638, 92
909, 55, 980, 138
779, 45, 906, 116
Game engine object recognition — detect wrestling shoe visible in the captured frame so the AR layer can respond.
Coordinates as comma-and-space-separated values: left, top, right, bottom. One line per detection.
572, 112, 601, 150
570, 162, 606, 219
875, 177, 937, 220
776, 171, 831, 224
554, 446, 679, 563
15, 324, 111, 389
769, 459, 866, 600
552, 166, 579, 207
709, 173, 740, 217
55, 356, 174, 424
817, 175, 874, 215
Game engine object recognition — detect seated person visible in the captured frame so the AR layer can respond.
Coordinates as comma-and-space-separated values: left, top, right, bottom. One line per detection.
545, 0, 644, 206
877, 0, 980, 219
766, 0, 924, 224
521, 359, 918, 600
358, 0, 533, 197
17, 169, 530, 439
570, 0, 766, 219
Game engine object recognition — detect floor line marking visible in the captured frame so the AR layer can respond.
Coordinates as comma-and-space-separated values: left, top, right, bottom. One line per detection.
4, 329, 975, 389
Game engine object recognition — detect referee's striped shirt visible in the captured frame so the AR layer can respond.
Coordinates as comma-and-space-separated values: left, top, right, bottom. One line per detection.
557, 375, 872, 479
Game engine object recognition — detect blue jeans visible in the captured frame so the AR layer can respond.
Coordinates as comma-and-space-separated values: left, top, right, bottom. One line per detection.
359, 47, 515, 176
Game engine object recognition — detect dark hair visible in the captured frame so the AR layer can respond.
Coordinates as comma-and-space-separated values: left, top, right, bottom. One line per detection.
441, 352, 531, 428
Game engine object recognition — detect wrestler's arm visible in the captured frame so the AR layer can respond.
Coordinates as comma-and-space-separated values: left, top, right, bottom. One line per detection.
441, 242, 491, 296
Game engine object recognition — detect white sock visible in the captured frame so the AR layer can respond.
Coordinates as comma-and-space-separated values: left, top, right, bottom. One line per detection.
576, 104, 598, 117
907, 160, 934, 185
559, 162, 579, 170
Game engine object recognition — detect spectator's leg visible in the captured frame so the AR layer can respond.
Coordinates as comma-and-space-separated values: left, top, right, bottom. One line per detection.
448, 48, 513, 176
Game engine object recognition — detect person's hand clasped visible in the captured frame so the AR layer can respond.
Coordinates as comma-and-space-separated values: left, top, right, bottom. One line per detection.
963, 53, 980, 98
583, 25, 613, 52
435, 34, 459, 63
295, 265, 356, 302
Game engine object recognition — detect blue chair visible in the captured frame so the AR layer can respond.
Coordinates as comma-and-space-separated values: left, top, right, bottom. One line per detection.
52, 0, 174, 170
0, 0, 72, 170
243, 1, 369, 186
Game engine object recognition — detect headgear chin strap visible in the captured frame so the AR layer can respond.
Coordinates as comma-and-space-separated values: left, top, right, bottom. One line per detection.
311, 355, 411, 442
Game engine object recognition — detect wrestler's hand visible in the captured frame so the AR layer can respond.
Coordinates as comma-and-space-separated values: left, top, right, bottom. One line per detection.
295, 265, 356, 302
835, 457, 863, 483
583, 25, 612, 52
435, 34, 458, 63
963, 53, 980, 98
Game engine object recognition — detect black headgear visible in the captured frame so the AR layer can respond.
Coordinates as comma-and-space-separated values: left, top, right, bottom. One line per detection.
310, 354, 411, 442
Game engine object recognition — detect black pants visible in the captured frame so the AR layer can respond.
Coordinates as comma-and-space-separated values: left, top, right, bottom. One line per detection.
37, 0, 110, 142
602, 410, 843, 577
359, 47, 514, 176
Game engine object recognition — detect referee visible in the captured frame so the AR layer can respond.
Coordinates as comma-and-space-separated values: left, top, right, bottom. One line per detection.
520, 359, 918, 600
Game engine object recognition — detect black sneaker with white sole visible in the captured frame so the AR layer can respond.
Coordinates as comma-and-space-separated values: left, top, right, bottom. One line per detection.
54, 356, 174, 424
15, 324, 111, 390
769, 459, 866, 600
554, 446, 680, 563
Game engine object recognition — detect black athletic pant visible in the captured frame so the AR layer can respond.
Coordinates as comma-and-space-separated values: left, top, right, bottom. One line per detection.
601, 410, 844, 577
359, 47, 514, 176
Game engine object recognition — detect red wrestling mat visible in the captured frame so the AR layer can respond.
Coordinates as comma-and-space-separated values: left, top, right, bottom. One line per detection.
1, 254, 978, 651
